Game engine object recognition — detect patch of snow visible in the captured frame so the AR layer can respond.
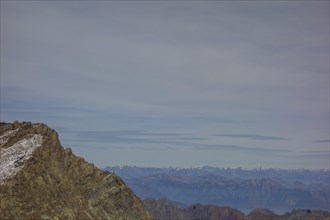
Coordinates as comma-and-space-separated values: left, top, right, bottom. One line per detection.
0, 128, 19, 146
0, 134, 43, 184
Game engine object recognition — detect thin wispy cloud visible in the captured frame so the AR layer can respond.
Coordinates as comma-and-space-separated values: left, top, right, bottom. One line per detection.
214, 134, 289, 141
59, 129, 288, 154
60, 129, 200, 146
313, 139, 330, 143
199, 144, 290, 153
298, 151, 330, 159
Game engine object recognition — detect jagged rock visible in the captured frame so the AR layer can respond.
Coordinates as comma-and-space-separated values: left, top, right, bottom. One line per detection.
247, 208, 282, 220
144, 198, 330, 220
0, 121, 152, 220
144, 198, 248, 220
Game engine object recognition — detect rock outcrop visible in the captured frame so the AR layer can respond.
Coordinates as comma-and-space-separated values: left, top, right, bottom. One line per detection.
247, 208, 282, 220
144, 198, 330, 220
144, 198, 248, 220
0, 121, 152, 220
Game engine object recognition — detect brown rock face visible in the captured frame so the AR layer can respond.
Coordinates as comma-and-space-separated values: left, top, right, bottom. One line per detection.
144, 198, 330, 220
0, 121, 152, 220
144, 198, 248, 220
247, 208, 282, 220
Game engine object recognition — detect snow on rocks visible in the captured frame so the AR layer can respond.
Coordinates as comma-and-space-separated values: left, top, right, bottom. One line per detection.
0, 128, 19, 146
0, 134, 43, 184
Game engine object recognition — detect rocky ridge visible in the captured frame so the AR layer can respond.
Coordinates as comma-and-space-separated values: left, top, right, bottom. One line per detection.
0, 121, 152, 220
144, 198, 330, 220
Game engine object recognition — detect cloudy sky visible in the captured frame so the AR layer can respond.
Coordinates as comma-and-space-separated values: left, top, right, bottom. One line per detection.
1, 1, 329, 170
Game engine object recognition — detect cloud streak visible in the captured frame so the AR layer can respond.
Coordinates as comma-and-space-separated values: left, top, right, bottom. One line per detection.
214, 134, 289, 141
313, 139, 330, 143
198, 144, 290, 153
60, 129, 200, 146
58, 129, 290, 154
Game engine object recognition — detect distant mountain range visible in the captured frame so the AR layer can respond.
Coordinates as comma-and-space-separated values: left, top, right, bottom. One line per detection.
105, 165, 330, 214
144, 198, 330, 220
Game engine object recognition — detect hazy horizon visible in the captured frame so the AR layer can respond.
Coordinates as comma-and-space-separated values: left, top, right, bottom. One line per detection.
105, 164, 330, 171
1, 1, 329, 170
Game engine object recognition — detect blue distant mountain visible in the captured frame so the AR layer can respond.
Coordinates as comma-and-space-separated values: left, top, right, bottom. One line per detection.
105, 166, 330, 214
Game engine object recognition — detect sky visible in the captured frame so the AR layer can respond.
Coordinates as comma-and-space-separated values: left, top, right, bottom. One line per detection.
1, 1, 329, 170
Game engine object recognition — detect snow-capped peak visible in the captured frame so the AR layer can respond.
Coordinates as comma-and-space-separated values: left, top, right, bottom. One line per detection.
0, 134, 43, 184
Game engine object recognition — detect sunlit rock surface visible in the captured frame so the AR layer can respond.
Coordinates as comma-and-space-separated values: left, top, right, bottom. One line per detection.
0, 121, 152, 220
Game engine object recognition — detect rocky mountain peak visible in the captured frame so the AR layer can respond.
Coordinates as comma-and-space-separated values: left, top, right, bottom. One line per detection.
0, 122, 52, 183
0, 121, 152, 220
